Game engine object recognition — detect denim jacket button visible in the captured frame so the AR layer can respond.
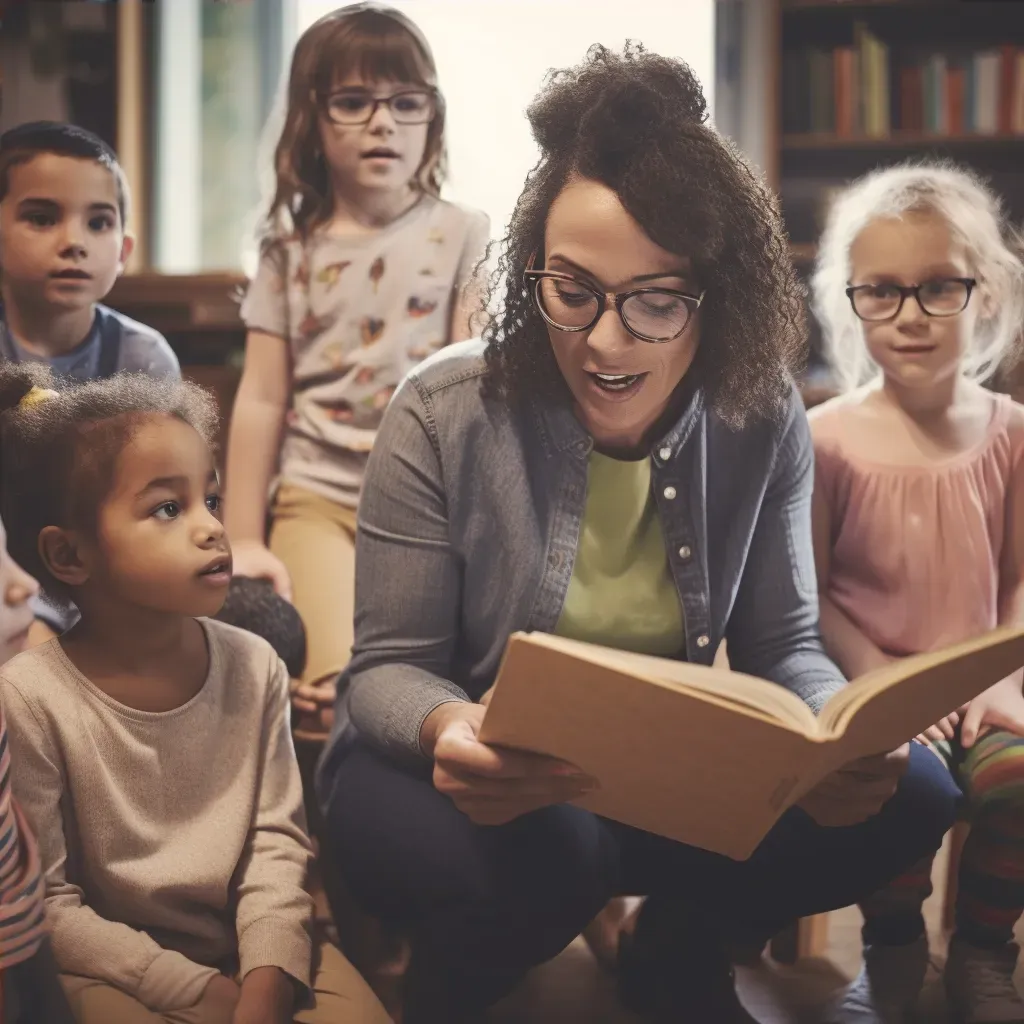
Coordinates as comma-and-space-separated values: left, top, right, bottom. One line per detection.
659, 447, 672, 461
663, 486, 677, 500
696, 634, 710, 648
678, 545, 691, 559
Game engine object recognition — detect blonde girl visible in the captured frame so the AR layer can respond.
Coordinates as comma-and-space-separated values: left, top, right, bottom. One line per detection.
225, 2, 489, 734
810, 162, 1024, 1024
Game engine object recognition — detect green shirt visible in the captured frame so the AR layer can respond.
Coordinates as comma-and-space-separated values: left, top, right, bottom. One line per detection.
555, 451, 685, 657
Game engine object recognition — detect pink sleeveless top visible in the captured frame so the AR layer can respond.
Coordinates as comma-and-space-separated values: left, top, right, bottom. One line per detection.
812, 392, 1024, 657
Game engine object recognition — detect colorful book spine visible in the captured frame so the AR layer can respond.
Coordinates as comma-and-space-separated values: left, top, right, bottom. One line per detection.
785, 39, 1024, 140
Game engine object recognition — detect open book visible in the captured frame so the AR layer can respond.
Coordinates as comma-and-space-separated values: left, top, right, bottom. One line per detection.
478, 626, 1024, 860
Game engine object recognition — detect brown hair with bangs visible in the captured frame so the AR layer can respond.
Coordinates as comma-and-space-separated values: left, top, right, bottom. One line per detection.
262, 4, 447, 242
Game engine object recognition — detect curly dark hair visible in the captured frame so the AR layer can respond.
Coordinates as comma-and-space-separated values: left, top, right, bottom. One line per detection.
482, 43, 806, 428
214, 577, 307, 679
0, 363, 218, 607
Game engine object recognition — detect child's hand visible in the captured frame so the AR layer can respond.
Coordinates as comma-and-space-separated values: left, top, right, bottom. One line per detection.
961, 673, 1024, 748
232, 966, 294, 1024
231, 541, 293, 602
291, 678, 336, 735
915, 710, 962, 747
197, 974, 240, 1016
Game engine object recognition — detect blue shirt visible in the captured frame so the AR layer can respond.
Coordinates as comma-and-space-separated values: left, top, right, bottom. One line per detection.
0, 303, 179, 383
318, 340, 846, 784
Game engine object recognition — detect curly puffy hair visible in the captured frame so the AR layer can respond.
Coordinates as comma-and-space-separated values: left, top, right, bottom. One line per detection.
482, 43, 806, 428
215, 577, 307, 680
0, 363, 217, 608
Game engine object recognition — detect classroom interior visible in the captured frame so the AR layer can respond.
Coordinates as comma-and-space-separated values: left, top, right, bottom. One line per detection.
2, 0, 1024, 1020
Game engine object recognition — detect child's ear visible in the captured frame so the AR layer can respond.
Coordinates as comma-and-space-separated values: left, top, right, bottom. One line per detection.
38, 526, 91, 589
978, 285, 997, 321
116, 233, 136, 276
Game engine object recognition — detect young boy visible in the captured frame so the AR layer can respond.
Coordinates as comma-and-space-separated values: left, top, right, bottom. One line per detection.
0, 121, 180, 640
0, 121, 178, 382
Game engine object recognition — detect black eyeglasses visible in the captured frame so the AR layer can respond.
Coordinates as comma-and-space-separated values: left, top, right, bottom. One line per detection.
322, 88, 438, 126
524, 267, 704, 344
846, 277, 976, 322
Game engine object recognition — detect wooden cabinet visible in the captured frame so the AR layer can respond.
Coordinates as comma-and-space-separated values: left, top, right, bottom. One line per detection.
106, 274, 247, 459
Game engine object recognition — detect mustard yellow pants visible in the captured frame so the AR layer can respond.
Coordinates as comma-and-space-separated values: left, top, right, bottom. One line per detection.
59, 942, 390, 1024
269, 485, 359, 690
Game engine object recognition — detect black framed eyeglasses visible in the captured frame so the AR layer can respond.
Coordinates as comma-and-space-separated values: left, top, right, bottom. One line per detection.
523, 267, 705, 344
846, 277, 976, 322
322, 88, 438, 126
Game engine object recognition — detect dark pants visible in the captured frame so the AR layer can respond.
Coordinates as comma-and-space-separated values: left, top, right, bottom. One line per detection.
3, 939, 75, 1024
321, 741, 960, 1021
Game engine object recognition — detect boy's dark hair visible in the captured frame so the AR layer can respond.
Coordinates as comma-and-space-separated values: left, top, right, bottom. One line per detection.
481, 43, 806, 429
0, 121, 130, 226
0, 363, 217, 608
214, 577, 308, 680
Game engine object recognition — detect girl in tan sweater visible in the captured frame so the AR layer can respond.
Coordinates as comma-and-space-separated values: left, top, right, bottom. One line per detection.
0, 364, 388, 1024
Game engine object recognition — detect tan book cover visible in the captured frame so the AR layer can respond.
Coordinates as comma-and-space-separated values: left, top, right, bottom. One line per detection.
478, 626, 1024, 861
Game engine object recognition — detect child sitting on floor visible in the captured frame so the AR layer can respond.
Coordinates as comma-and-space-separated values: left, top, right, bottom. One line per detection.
810, 162, 1024, 1024
0, 514, 74, 1023
0, 363, 389, 1023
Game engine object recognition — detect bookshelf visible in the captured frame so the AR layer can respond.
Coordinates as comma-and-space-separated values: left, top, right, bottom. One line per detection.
763, 0, 1024, 396
783, 132, 1024, 150
773, 0, 1024, 249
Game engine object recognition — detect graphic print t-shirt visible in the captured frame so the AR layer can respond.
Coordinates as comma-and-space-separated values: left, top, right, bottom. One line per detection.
241, 194, 490, 508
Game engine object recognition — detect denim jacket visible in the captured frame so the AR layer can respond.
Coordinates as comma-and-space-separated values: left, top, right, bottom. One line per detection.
319, 340, 845, 777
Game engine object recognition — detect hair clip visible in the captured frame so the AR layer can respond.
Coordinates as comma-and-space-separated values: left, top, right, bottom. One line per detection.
19, 386, 59, 409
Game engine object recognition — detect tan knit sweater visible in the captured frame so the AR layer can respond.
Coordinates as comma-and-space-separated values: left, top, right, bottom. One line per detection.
0, 619, 314, 1013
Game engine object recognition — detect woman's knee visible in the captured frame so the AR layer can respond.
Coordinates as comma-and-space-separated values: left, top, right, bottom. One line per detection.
883, 742, 961, 854
322, 745, 612, 931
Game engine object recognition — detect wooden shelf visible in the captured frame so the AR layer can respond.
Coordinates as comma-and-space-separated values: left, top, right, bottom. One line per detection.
107, 273, 246, 333
783, 132, 1024, 151
783, 0, 966, 9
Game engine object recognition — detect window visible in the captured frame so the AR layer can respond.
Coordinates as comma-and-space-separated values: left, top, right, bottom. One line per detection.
151, 0, 291, 272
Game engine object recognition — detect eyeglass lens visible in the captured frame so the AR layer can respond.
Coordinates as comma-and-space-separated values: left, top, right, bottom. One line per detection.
326, 90, 434, 125
534, 277, 693, 341
851, 279, 970, 321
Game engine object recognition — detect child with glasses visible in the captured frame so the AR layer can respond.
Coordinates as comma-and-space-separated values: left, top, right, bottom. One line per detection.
810, 161, 1024, 1024
225, 2, 489, 736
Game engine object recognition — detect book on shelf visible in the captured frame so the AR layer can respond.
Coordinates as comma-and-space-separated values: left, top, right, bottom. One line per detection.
783, 29, 1024, 141
479, 626, 1024, 861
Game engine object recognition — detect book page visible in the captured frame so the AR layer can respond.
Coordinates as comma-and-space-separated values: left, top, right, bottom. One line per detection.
523, 633, 820, 734
480, 634, 825, 860
819, 625, 1024, 761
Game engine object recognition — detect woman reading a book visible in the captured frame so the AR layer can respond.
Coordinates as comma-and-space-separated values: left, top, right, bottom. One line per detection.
315, 44, 961, 1023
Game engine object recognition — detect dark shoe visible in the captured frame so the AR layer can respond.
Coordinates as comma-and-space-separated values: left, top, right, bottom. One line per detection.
618, 925, 760, 1022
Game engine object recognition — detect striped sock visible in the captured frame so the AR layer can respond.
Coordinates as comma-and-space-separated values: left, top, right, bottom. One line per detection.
859, 856, 933, 946
956, 730, 1024, 948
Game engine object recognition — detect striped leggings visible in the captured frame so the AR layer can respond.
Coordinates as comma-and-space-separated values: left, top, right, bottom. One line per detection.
860, 728, 1024, 948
